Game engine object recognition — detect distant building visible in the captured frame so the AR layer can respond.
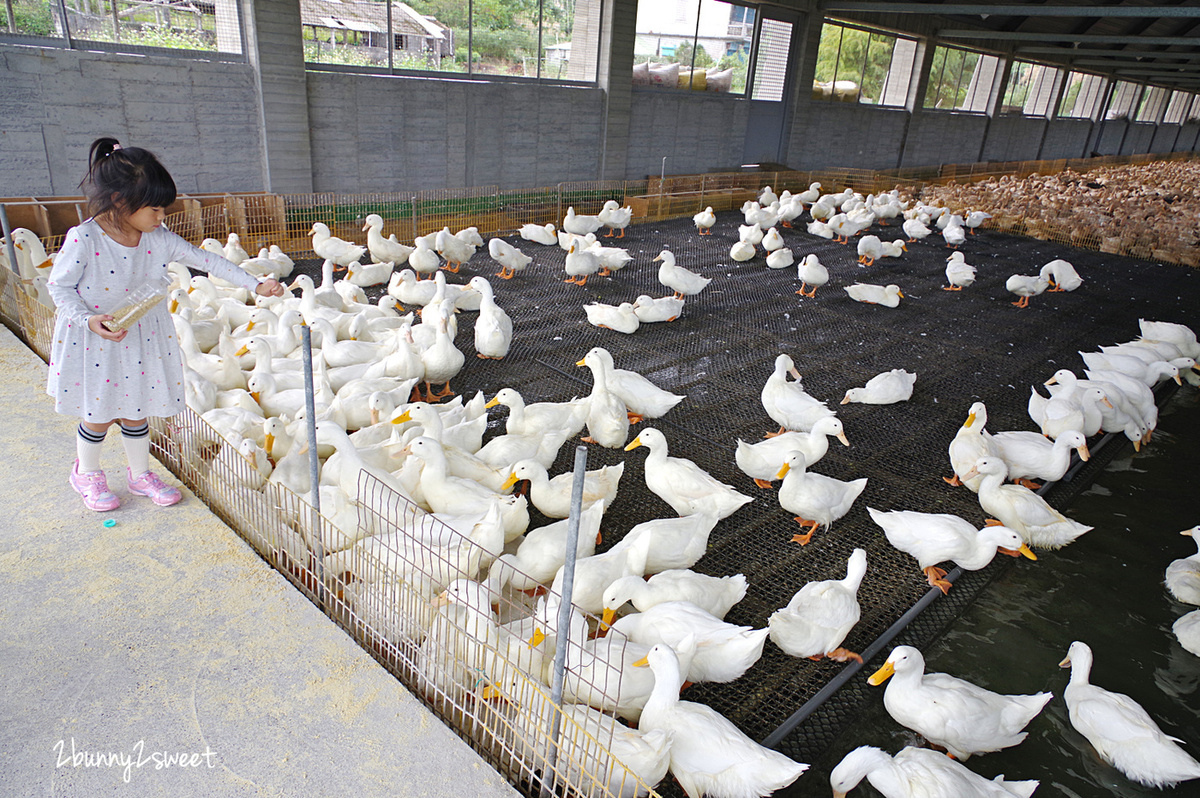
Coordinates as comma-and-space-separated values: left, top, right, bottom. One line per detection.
634, 0, 754, 63
299, 0, 453, 59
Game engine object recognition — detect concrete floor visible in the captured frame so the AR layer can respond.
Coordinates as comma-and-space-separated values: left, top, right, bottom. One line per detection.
0, 324, 518, 798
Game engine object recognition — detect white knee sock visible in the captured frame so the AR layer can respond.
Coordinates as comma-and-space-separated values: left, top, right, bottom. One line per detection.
120, 421, 151, 476
77, 423, 106, 472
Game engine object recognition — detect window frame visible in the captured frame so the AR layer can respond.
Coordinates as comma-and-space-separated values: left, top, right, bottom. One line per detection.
1162, 90, 1192, 125
1135, 84, 1169, 123
922, 43, 1001, 114
0, 0, 247, 62
302, 0, 604, 87
1055, 70, 1108, 120
812, 18, 918, 108
631, 0, 764, 98
1000, 59, 1060, 117
1105, 79, 1144, 120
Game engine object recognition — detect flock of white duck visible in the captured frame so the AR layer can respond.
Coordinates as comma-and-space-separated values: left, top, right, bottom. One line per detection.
695, 182, 1089, 311
17, 181, 1196, 797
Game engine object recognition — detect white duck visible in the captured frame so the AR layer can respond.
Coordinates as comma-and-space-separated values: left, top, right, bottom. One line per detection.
796, 253, 829, 297
418, 304, 465, 402
944, 252, 976, 290
618, 512, 720, 574
845, 282, 903, 307
564, 240, 602, 286
841, 369, 916, 405
344, 259, 395, 287
486, 237, 531, 280
761, 226, 785, 253
519, 222, 557, 246
610, 601, 769, 684
769, 548, 867, 662
761, 353, 835, 435
502, 459, 624, 519
945, 401, 1000, 491
636, 643, 809, 798
964, 456, 1093, 549
941, 217, 966, 248
625, 428, 752, 520
867, 507, 1034, 594
766, 246, 795, 270
485, 387, 587, 439
868, 645, 1052, 761
655, 250, 711, 300
776, 451, 867, 545
730, 239, 756, 262
407, 238, 441, 280
584, 301, 640, 334
603, 570, 748, 620
587, 240, 634, 276
1166, 526, 1200, 605
1040, 258, 1083, 292
829, 745, 1039, 798
468, 276, 512, 360
901, 217, 932, 241
586, 346, 685, 422
485, 502, 603, 593
1005, 274, 1050, 308
1060, 640, 1200, 788
598, 199, 632, 238
807, 219, 836, 239
738, 223, 764, 249
563, 206, 605, 236
693, 206, 716, 235
856, 235, 884, 266
362, 214, 413, 265
735, 416, 848, 489
992, 429, 1089, 488
435, 226, 475, 273
632, 294, 684, 323
309, 222, 365, 268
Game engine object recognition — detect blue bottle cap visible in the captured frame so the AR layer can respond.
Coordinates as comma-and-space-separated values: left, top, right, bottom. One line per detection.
103, 519, 116, 528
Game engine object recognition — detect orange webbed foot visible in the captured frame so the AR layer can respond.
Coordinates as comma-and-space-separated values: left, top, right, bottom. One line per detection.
627, 412, 644, 424
753, 478, 774, 489
983, 518, 1004, 527
828, 648, 864, 664
1015, 477, 1042, 490
764, 427, 787, 439
943, 474, 962, 486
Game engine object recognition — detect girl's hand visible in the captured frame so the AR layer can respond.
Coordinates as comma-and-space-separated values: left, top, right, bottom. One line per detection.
88, 315, 128, 342
256, 278, 285, 298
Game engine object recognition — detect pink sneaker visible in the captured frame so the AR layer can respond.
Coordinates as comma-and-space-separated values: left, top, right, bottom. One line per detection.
127, 468, 182, 507
69, 460, 121, 512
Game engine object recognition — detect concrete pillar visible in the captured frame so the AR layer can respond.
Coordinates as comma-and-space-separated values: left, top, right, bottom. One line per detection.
597, 0, 636, 180
241, 0, 313, 193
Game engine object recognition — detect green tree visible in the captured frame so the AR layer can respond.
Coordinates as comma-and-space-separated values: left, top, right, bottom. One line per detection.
814, 24, 898, 103
670, 40, 714, 70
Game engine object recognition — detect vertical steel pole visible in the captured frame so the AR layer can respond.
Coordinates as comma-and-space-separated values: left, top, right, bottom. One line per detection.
0, 205, 19, 276
300, 324, 326, 608
542, 444, 588, 797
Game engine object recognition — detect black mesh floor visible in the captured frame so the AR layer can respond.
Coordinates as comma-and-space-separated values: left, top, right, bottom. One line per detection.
287, 211, 1198, 784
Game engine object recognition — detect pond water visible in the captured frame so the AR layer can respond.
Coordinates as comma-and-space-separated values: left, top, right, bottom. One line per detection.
792, 385, 1200, 797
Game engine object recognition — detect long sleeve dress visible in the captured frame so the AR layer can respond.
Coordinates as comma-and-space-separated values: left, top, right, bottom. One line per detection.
46, 219, 260, 421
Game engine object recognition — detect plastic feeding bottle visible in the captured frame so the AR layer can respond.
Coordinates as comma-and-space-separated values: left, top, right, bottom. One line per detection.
102, 273, 173, 332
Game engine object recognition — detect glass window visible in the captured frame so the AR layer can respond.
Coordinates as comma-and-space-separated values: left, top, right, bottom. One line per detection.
1057, 71, 1107, 119
7, 0, 243, 55
923, 45, 1000, 112
633, 0, 754, 94
1106, 80, 1142, 119
812, 21, 917, 107
1190, 94, 1200, 122
750, 17, 791, 101
301, 0, 599, 81
1162, 91, 1192, 125
1135, 85, 1168, 122
1000, 60, 1059, 116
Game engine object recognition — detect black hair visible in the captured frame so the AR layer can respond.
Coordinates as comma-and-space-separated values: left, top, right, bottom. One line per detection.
80, 137, 177, 226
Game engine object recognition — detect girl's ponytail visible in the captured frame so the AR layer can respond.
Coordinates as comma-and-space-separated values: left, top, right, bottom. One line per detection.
80, 136, 177, 226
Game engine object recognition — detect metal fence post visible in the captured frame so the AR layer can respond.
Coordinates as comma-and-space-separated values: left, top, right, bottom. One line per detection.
0, 205, 19, 277
300, 324, 326, 608
543, 444, 588, 797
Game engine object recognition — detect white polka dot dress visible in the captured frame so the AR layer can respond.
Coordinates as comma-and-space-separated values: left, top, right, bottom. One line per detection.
45, 219, 260, 422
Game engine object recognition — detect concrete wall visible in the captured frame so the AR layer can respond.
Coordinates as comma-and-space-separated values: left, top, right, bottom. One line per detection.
980, 115, 1046, 163
1040, 119, 1094, 159
901, 111, 989, 166
1122, 123, 1157, 155
624, 88, 748, 179
0, 46, 263, 196
1094, 119, 1128, 155
1151, 123, 1182, 155
1177, 123, 1200, 152
306, 74, 604, 192
787, 102, 909, 171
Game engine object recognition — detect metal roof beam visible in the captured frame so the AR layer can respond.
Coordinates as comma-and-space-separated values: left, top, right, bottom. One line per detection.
1016, 46, 1200, 58
824, 3, 1200, 16
1112, 64, 1200, 73
1075, 58, 1200, 68
938, 30, 1200, 44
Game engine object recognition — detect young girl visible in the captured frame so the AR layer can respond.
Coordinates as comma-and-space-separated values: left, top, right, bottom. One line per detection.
46, 137, 285, 511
